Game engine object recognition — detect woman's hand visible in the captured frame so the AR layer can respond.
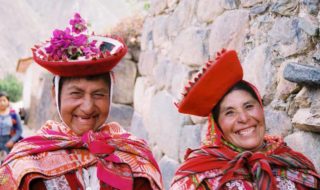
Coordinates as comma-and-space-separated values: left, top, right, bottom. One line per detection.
5, 140, 14, 148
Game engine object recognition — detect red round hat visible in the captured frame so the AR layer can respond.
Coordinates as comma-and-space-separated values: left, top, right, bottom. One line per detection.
175, 49, 243, 117
32, 13, 127, 77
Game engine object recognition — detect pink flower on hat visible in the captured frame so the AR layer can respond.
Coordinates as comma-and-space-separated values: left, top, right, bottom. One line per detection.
44, 13, 99, 61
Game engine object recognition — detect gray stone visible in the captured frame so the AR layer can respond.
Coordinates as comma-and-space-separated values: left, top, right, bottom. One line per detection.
179, 124, 201, 162
196, 0, 224, 23
129, 111, 149, 141
249, 14, 274, 45
294, 87, 312, 108
268, 17, 311, 57
264, 108, 292, 137
171, 27, 208, 66
158, 155, 179, 190
152, 145, 163, 162
190, 115, 207, 124
107, 103, 134, 131
150, 0, 167, 15
302, 0, 319, 15
242, 44, 274, 99
271, 0, 299, 16
167, 0, 179, 10
209, 9, 249, 56
167, 0, 197, 37
145, 90, 189, 160
313, 49, 320, 62
138, 50, 157, 76
292, 108, 320, 133
283, 62, 320, 86
285, 131, 320, 172
275, 61, 300, 100
221, 0, 240, 10
152, 15, 169, 48
298, 16, 319, 36
240, 0, 264, 8
112, 59, 137, 104
133, 77, 155, 115
250, 3, 270, 15
152, 56, 191, 97
140, 18, 154, 51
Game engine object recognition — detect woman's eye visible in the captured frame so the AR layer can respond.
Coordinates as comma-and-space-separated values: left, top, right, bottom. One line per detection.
93, 93, 107, 98
70, 91, 82, 97
225, 111, 234, 116
245, 104, 254, 109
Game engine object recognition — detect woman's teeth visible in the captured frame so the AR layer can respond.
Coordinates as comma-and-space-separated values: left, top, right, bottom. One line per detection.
237, 127, 255, 136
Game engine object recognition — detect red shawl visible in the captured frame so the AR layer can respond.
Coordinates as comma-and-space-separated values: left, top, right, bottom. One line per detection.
0, 120, 163, 190
172, 131, 320, 189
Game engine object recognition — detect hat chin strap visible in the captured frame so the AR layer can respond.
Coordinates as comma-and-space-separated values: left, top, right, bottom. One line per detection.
54, 74, 113, 130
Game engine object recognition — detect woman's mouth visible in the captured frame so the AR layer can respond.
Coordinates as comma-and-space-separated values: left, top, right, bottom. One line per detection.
236, 127, 255, 136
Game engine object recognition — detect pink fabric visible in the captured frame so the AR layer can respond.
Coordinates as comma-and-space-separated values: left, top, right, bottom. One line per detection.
1, 120, 162, 190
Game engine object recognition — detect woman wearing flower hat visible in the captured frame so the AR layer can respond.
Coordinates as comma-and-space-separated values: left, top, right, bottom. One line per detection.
170, 50, 320, 190
0, 13, 162, 190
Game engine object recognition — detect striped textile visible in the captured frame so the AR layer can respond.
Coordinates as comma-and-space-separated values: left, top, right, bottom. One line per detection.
0, 120, 163, 190
171, 134, 320, 190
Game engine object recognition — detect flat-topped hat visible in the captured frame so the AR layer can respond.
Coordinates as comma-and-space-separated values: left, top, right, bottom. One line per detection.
175, 49, 243, 117
32, 13, 127, 77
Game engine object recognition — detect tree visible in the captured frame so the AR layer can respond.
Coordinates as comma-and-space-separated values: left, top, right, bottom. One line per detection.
0, 74, 23, 102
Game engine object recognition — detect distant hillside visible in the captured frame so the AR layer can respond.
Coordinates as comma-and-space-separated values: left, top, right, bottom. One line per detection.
0, 0, 146, 77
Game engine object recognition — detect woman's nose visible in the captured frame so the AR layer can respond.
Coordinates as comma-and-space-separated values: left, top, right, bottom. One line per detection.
237, 111, 250, 123
80, 96, 95, 114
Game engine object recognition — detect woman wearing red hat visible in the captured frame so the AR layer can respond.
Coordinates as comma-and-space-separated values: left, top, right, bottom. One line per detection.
170, 50, 320, 190
0, 13, 162, 190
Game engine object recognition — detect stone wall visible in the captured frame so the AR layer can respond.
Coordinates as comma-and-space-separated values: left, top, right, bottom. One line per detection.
130, 0, 320, 189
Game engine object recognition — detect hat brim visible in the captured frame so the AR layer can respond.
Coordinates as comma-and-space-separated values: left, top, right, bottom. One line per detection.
32, 36, 127, 77
177, 50, 243, 116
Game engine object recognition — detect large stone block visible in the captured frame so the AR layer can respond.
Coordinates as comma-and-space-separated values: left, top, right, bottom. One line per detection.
140, 18, 154, 51
145, 90, 189, 160
240, 0, 264, 8
221, 0, 240, 9
149, 0, 167, 15
292, 108, 320, 133
170, 27, 208, 66
112, 59, 137, 104
152, 55, 192, 97
283, 62, 320, 85
275, 61, 300, 101
209, 9, 249, 56
167, 0, 197, 37
264, 108, 292, 137
179, 124, 201, 162
107, 103, 134, 131
196, 0, 224, 23
133, 77, 155, 115
271, 0, 299, 16
129, 111, 149, 141
268, 17, 311, 57
138, 50, 157, 76
158, 155, 179, 190
242, 44, 274, 99
153, 15, 169, 49
301, 0, 319, 15
285, 131, 320, 172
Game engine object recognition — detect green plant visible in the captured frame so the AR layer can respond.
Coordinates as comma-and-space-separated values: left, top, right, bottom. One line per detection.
0, 74, 23, 102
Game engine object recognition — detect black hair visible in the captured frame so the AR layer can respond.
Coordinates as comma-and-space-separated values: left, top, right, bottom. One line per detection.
211, 80, 260, 125
0, 91, 10, 101
53, 73, 112, 108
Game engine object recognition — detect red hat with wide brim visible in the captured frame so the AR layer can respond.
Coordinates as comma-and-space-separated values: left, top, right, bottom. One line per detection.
176, 49, 243, 117
32, 35, 127, 77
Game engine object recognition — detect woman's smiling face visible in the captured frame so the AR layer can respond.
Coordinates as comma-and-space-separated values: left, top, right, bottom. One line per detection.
217, 89, 266, 151
58, 77, 110, 135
